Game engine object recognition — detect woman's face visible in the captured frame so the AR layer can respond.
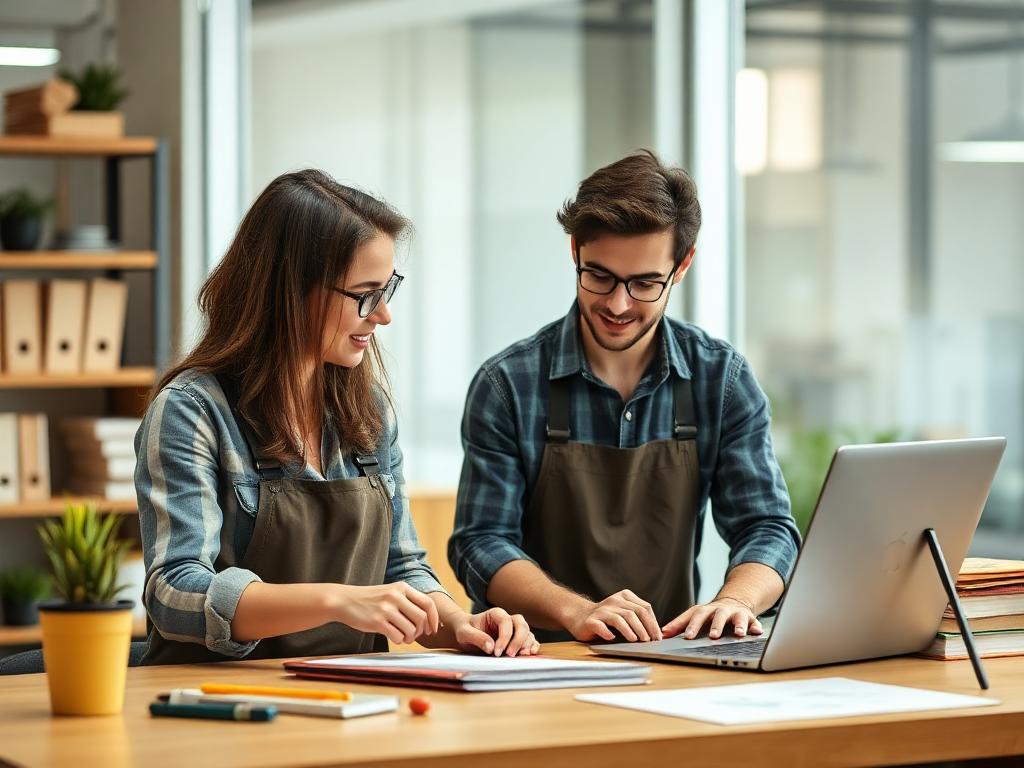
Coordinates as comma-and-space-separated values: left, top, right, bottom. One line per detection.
319, 234, 396, 368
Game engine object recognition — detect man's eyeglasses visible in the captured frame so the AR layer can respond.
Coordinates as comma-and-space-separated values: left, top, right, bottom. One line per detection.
576, 265, 672, 303
332, 271, 404, 318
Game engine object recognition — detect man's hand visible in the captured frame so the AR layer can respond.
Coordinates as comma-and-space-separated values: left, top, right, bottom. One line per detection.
565, 589, 663, 642
661, 596, 762, 640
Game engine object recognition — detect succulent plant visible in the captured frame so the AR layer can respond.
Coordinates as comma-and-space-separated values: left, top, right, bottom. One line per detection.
0, 567, 50, 603
59, 63, 128, 111
37, 503, 131, 605
0, 188, 53, 222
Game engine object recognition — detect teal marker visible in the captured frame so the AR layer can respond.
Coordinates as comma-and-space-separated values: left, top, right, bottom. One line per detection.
149, 701, 277, 722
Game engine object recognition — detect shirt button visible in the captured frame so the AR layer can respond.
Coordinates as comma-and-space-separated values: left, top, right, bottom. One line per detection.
624, 411, 632, 422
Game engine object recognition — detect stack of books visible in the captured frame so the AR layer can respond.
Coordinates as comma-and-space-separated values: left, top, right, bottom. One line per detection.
922, 557, 1024, 660
60, 417, 141, 501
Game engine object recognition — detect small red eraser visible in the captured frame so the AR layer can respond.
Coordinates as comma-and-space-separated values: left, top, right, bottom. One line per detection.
409, 697, 431, 716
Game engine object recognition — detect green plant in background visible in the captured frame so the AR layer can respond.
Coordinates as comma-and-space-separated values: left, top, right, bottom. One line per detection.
60, 63, 129, 111
0, 188, 53, 222
0, 567, 51, 604
37, 503, 131, 604
779, 427, 902, 535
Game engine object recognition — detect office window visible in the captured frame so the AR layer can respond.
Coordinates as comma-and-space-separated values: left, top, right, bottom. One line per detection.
743, 2, 1024, 555
249, 0, 656, 486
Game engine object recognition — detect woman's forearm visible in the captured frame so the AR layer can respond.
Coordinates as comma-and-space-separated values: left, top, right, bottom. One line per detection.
231, 581, 341, 642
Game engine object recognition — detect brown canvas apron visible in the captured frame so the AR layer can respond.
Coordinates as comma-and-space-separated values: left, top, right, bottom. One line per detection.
521, 376, 701, 642
143, 376, 392, 664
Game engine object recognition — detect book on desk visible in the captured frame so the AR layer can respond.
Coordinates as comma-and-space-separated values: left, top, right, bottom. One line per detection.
285, 652, 651, 692
923, 557, 1024, 660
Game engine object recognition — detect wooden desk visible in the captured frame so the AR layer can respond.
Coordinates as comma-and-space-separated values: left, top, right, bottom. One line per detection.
1, 643, 1022, 768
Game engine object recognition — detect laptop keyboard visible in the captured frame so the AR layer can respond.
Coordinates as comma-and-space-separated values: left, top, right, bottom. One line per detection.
680, 637, 767, 659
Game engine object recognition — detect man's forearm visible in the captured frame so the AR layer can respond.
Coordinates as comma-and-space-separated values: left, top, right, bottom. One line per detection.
486, 559, 590, 631
715, 561, 785, 614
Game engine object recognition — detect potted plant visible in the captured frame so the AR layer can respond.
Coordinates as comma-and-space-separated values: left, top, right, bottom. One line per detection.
37, 502, 133, 716
60, 63, 128, 111
57, 64, 128, 138
0, 188, 53, 251
0, 567, 50, 626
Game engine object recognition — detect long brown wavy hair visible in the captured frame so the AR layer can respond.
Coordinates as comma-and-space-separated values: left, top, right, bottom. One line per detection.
154, 169, 409, 463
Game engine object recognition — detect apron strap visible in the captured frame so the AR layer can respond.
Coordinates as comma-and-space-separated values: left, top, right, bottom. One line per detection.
214, 373, 283, 477
546, 375, 698, 443
545, 377, 572, 443
673, 378, 698, 441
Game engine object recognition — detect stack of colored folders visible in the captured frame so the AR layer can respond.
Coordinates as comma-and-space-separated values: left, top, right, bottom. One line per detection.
922, 557, 1024, 660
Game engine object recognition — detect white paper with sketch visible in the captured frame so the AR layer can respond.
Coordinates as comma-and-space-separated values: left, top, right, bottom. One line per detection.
576, 677, 999, 725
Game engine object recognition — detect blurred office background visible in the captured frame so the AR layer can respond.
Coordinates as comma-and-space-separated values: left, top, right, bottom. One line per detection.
241, 0, 1024, 566
0, 0, 1021, 624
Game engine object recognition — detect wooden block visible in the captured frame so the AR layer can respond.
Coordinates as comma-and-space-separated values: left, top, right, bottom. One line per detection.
5, 111, 124, 139
2, 79, 77, 117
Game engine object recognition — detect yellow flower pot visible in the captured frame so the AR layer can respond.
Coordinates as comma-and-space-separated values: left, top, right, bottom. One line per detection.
38, 600, 134, 716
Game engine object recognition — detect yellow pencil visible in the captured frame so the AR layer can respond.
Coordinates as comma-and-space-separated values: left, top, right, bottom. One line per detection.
200, 683, 352, 701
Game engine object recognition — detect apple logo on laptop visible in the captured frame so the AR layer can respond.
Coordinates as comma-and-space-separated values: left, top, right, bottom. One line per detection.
883, 533, 909, 573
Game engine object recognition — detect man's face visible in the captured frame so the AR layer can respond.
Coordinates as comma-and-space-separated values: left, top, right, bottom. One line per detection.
574, 230, 689, 354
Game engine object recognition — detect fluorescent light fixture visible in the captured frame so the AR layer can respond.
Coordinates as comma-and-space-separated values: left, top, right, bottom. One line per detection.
938, 111, 1024, 163
0, 46, 60, 67
736, 68, 768, 175
769, 67, 822, 172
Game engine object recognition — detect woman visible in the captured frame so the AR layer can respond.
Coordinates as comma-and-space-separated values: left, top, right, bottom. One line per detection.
135, 169, 538, 663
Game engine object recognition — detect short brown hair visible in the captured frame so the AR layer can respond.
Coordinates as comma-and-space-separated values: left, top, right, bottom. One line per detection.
556, 149, 701, 268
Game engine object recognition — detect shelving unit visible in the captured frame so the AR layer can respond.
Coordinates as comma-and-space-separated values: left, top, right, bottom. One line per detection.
0, 134, 168, 649
0, 617, 147, 646
0, 250, 158, 270
0, 367, 156, 389
0, 498, 138, 520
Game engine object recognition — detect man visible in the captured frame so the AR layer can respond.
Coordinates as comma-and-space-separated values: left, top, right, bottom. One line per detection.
449, 150, 800, 644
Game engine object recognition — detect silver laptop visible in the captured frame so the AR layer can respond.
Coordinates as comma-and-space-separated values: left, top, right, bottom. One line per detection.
592, 437, 1006, 671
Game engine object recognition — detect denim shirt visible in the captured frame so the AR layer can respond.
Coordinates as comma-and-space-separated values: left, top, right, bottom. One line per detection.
450, 302, 801, 611
135, 369, 443, 658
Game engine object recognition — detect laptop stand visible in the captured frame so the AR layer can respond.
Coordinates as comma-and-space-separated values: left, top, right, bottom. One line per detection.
924, 528, 989, 690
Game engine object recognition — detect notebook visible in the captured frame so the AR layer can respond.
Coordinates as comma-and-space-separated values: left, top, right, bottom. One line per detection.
169, 688, 398, 719
285, 652, 651, 692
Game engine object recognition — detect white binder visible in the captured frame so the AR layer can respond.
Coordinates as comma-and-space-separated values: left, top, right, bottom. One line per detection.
44, 279, 87, 374
83, 278, 128, 372
2, 280, 43, 374
17, 413, 50, 502
0, 413, 19, 504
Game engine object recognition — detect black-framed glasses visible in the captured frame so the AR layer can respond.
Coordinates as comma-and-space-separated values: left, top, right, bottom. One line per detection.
332, 271, 404, 318
576, 265, 672, 303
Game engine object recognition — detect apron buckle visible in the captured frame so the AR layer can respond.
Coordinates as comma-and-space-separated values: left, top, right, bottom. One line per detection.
545, 425, 571, 442
354, 454, 382, 476
673, 424, 698, 440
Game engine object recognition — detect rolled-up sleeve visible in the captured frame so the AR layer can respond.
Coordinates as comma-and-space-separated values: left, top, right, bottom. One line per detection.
449, 367, 536, 609
135, 387, 261, 657
709, 355, 801, 582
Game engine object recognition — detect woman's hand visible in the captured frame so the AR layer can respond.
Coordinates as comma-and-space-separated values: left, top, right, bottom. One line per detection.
331, 582, 440, 644
448, 607, 540, 656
